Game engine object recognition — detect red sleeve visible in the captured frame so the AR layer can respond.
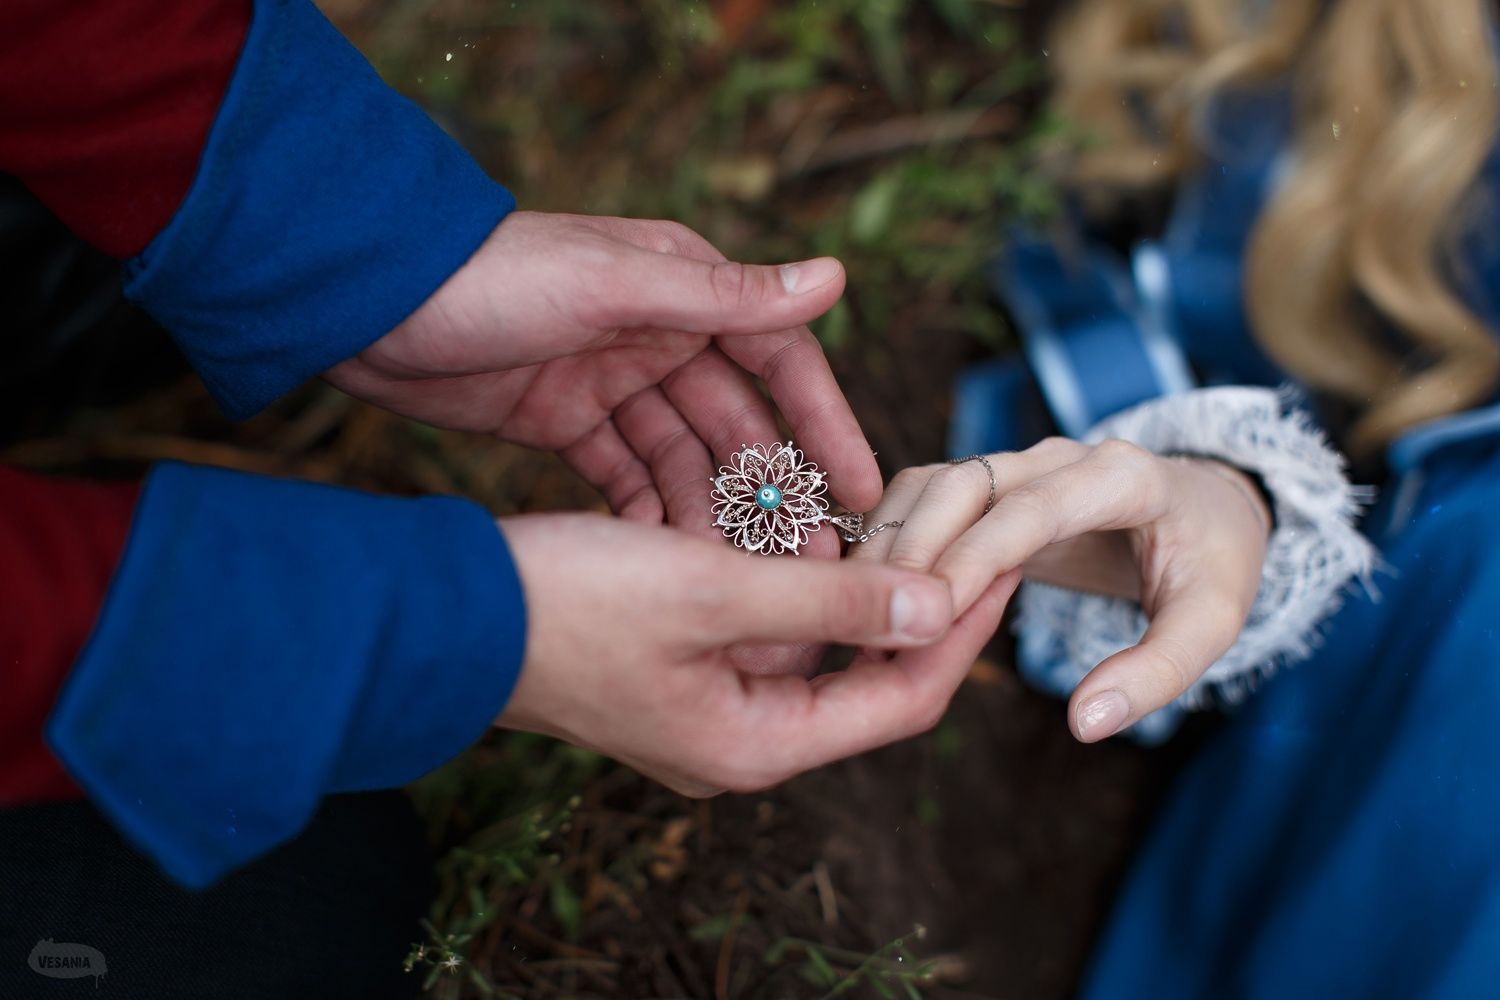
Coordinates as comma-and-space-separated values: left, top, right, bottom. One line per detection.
0, 467, 141, 805
0, 2, 246, 800
0, 1, 251, 258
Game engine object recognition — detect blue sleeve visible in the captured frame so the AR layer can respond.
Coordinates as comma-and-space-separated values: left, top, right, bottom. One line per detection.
122, 0, 516, 419
46, 463, 527, 889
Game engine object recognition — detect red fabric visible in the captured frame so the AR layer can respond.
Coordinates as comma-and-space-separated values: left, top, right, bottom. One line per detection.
0, 4, 246, 800
0, 0, 251, 258
0, 467, 141, 805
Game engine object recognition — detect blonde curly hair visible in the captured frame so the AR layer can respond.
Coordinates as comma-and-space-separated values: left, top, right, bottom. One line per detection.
1051, 0, 1500, 453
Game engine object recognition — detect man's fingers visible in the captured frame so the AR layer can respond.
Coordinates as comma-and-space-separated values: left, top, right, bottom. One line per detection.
604, 247, 846, 337
612, 384, 850, 556
719, 328, 881, 512
657, 349, 844, 556
703, 555, 955, 650
776, 520, 842, 563
615, 387, 720, 539
727, 640, 824, 677
727, 571, 1020, 786
1067, 586, 1249, 743
580, 214, 726, 266
591, 220, 877, 511
661, 348, 780, 469
559, 419, 663, 523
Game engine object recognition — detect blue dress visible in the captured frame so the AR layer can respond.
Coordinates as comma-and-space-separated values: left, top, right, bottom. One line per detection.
954, 85, 1500, 995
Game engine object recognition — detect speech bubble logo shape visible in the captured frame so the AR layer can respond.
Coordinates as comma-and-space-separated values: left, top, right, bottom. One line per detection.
29, 938, 107, 986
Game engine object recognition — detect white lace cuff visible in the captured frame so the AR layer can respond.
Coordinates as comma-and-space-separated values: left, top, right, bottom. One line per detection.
1016, 386, 1377, 713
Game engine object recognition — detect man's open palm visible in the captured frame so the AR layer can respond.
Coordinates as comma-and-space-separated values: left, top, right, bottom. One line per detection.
327, 211, 882, 559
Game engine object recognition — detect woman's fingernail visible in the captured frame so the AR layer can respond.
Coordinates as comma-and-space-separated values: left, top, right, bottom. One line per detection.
779, 257, 841, 295
890, 582, 948, 641
1076, 690, 1131, 741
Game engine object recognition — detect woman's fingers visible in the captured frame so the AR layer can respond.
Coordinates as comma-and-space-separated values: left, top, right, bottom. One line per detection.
884, 439, 1089, 574
934, 440, 1174, 614
845, 464, 939, 564
882, 461, 995, 570
1067, 580, 1252, 742
845, 442, 1271, 746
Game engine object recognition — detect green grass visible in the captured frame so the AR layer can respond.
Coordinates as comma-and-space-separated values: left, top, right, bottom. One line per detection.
402, 735, 602, 997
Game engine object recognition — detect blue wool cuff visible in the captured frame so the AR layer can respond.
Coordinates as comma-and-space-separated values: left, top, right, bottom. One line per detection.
123, 0, 515, 419
47, 463, 527, 889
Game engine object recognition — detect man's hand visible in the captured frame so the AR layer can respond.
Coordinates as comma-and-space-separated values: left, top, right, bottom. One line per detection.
327, 212, 881, 560
496, 513, 1019, 796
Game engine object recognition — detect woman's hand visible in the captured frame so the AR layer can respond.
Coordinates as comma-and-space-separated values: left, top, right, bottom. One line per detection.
850, 438, 1271, 742
497, 513, 1020, 796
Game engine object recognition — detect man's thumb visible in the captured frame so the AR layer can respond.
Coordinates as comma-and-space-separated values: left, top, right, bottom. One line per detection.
606, 248, 844, 334
716, 558, 953, 649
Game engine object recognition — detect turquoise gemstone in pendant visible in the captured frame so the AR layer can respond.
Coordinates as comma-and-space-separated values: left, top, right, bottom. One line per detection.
755, 484, 783, 510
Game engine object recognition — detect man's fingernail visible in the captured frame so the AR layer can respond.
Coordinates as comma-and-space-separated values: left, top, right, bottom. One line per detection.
1076, 690, 1131, 742
779, 257, 841, 295
890, 582, 948, 641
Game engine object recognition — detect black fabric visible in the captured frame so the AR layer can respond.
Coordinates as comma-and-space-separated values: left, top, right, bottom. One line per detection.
0, 175, 435, 999
0, 174, 188, 445
0, 791, 432, 999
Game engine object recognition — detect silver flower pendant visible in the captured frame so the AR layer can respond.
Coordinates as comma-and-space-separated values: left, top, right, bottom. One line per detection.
711, 440, 970, 553
711, 441, 869, 554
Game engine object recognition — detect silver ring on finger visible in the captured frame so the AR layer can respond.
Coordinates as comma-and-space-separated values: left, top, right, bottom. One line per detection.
948, 453, 997, 515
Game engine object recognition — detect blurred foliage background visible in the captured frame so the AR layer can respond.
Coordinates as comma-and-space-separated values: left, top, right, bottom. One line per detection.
3, 1, 1201, 997
328, 0, 1071, 474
